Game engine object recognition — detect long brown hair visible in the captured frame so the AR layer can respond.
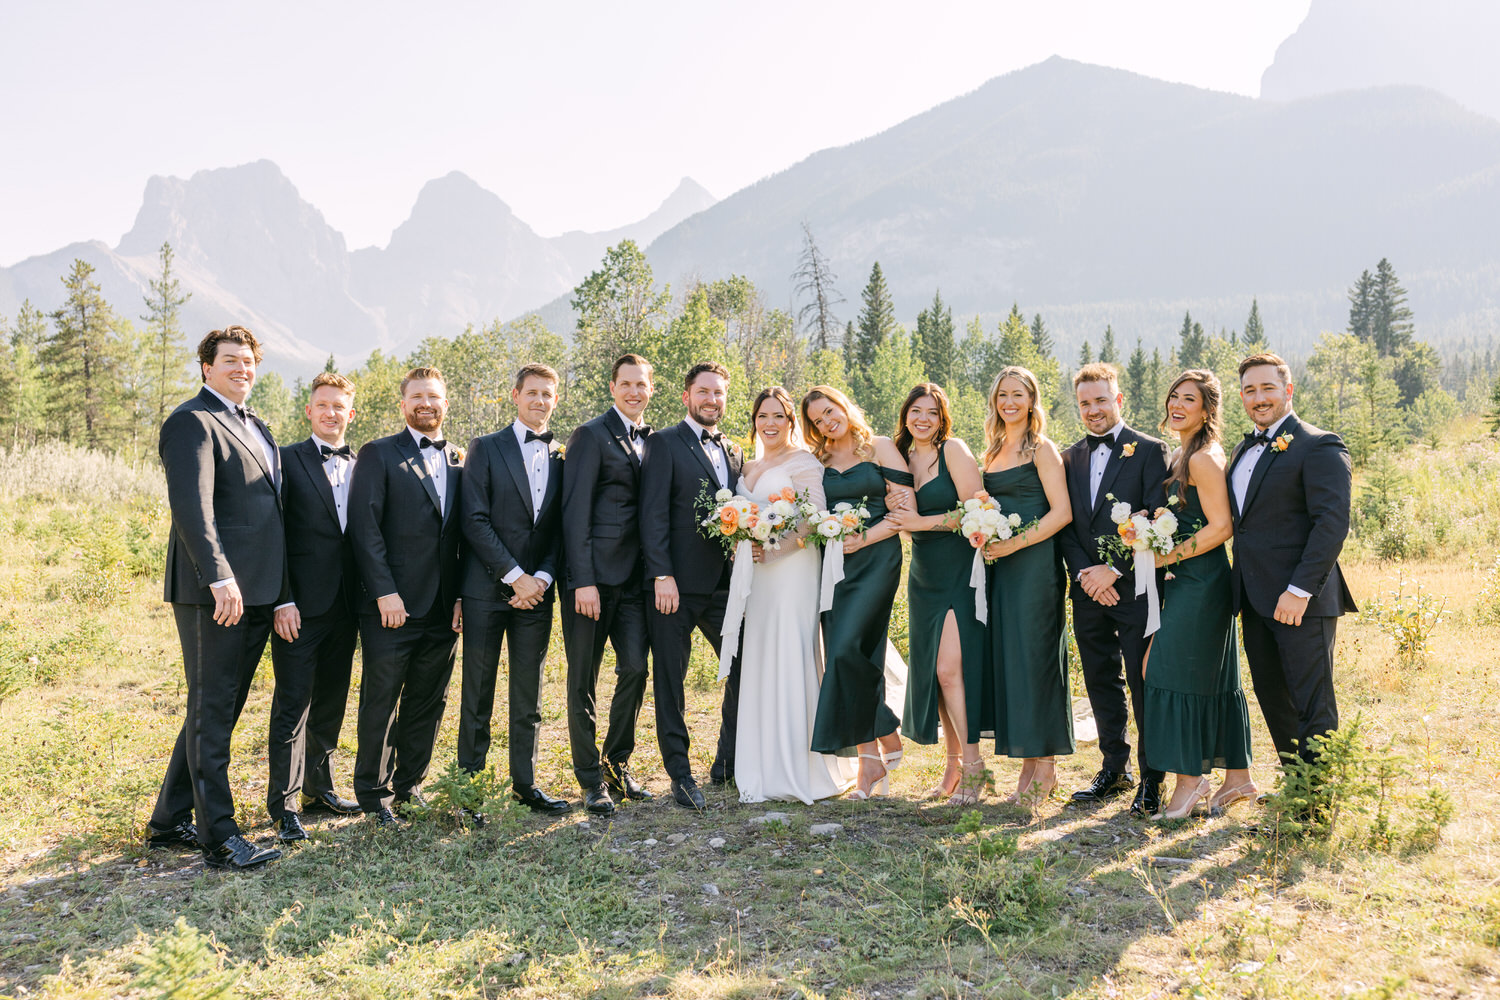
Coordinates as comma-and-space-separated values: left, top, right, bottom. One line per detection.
801, 385, 875, 464
1161, 369, 1222, 496
894, 383, 953, 459
983, 366, 1046, 467
750, 386, 800, 456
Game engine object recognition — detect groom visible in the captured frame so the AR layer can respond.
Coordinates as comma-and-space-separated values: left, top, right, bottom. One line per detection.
1059, 362, 1170, 816
1229, 352, 1355, 769
640, 361, 744, 810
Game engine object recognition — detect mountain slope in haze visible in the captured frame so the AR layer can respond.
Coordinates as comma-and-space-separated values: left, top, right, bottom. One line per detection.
641, 56, 1500, 350
1262, 0, 1500, 122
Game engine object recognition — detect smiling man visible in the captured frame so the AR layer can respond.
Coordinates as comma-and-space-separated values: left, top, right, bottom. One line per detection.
147, 325, 286, 871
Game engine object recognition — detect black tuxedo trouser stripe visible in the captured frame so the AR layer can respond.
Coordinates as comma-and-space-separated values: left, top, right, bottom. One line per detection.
150, 604, 273, 847
648, 589, 738, 783
1240, 605, 1339, 765
457, 595, 555, 786
267, 603, 358, 818
561, 583, 650, 788
353, 608, 457, 811
1071, 595, 1163, 782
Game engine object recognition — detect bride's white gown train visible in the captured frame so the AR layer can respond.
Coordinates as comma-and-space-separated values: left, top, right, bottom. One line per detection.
734, 453, 856, 804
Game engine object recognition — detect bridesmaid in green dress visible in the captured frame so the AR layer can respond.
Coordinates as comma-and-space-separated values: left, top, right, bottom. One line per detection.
884, 383, 990, 805
802, 386, 913, 799
978, 367, 1076, 803
1143, 370, 1255, 819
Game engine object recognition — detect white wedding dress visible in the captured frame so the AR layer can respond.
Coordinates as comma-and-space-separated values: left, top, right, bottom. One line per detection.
734, 451, 856, 804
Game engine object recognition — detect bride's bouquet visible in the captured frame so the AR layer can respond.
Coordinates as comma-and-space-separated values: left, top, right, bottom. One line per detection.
808, 499, 871, 548
1096, 494, 1182, 637
756, 484, 819, 549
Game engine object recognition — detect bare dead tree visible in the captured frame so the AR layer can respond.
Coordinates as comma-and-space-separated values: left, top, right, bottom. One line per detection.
792, 222, 844, 352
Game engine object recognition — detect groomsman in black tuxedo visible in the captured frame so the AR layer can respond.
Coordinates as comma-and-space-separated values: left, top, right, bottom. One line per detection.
267, 372, 363, 842
459, 363, 569, 815
561, 354, 656, 816
1059, 362, 1170, 816
147, 325, 285, 871
1229, 352, 1355, 768
640, 361, 744, 810
347, 366, 464, 826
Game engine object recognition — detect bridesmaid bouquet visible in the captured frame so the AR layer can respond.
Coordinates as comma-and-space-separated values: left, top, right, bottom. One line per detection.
808, 499, 871, 547
1097, 495, 1181, 636
954, 492, 1032, 564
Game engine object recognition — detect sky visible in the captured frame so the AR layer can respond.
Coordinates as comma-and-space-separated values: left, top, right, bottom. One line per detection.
0, 1, 1311, 267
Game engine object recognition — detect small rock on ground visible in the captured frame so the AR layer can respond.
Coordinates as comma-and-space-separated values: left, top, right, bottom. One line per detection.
809, 822, 843, 836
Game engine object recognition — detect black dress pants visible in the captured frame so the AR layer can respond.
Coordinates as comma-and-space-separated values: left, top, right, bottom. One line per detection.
648, 587, 739, 783
561, 582, 650, 789
1072, 592, 1163, 782
458, 593, 555, 788
267, 599, 357, 818
1240, 604, 1339, 765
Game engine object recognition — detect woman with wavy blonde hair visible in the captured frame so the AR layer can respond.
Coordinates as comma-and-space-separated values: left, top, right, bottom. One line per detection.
800, 385, 912, 799
978, 366, 1075, 803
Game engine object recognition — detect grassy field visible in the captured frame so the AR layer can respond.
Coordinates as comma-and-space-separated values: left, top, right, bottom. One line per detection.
0, 441, 1496, 999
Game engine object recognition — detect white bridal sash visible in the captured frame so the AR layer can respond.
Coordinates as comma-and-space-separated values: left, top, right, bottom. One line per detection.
1137, 548, 1161, 637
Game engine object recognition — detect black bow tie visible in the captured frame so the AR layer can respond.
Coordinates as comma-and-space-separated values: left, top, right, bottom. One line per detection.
231, 404, 250, 423
700, 429, 724, 445
1086, 433, 1113, 449
419, 437, 447, 451
320, 444, 352, 459
524, 429, 554, 444
628, 424, 651, 442
1245, 429, 1272, 446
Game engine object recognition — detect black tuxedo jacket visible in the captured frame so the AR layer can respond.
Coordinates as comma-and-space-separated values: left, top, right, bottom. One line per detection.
1227, 413, 1357, 619
347, 430, 464, 618
279, 438, 360, 618
639, 420, 744, 596
1059, 425, 1170, 598
160, 386, 288, 606
460, 425, 564, 600
561, 408, 645, 590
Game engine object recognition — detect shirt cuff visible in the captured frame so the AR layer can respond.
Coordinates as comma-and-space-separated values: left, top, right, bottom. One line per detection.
534, 572, 553, 588
1108, 565, 1122, 578
501, 566, 524, 585
274, 602, 295, 612
1286, 585, 1312, 599
210, 577, 235, 589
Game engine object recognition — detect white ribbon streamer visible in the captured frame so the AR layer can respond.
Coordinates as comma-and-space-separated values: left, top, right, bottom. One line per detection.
969, 548, 988, 625
718, 538, 755, 681
819, 539, 846, 613
1135, 547, 1161, 637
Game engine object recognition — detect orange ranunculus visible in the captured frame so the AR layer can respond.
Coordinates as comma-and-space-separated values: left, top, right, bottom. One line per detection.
968, 532, 987, 549
1117, 521, 1137, 543
720, 522, 737, 536
779, 486, 795, 502
720, 508, 738, 529
841, 513, 859, 528
746, 514, 759, 528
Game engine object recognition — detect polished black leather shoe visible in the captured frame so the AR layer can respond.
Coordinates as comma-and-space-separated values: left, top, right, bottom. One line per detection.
459, 807, 487, 829
371, 806, 405, 828
302, 791, 361, 815
145, 821, 199, 850
514, 785, 571, 815
1131, 777, 1163, 817
672, 778, 707, 810
584, 785, 617, 816
276, 813, 308, 842
604, 762, 653, 801
202, 835, 281, 871
1071, 769, 1136, 803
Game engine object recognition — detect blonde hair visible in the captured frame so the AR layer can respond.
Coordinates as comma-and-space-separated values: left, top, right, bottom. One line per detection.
800, 385, 875, 464
984, 366, 1046, 467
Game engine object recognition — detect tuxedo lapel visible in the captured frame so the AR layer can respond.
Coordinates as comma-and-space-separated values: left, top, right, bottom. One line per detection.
1091, 430, 1131, 517
497, 429, 535, 521
397, 432, 443, 516
1067, 439, 1091, 519
1226, 440, 1248, 520
603, 408, 641, 470
442, 447, 462, 524
679, 421, 721, 486
1241, 415, 1299, 515
201, 388, 277, 491
297, 440, 341, 527
540, 445, 564, 513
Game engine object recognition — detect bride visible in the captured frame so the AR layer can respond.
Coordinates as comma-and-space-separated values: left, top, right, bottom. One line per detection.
733, 386, 856, 804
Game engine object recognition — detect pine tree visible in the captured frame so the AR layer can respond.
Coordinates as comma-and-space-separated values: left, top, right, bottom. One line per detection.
1243, 298, 1266, 350
914, 289, 954, 386
4, 301, 48, 447
1078, 340, 1093, 366
1030, 313, 1053, 357
847, 262, 897, 396
792, 223, 844, 352
1488, 375, 1500, 433
1348, 269, 1376, 345
1124, 338, 1150, 427
1371, 257, 1415, 357
1099, 325, 1118, 364
44, 259, 121, 448
140, 241, 195, 426
1177, 311, 1207, 369
570, 240, 672, 419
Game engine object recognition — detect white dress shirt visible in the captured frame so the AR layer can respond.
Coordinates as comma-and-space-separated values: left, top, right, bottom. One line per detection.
613, 406, 646, 458
1088, 420, 1125, 508
313, 436, 353, 532
1232, 411, 1309, 599
407, 425, 448, 516
501, 420, 554, 588
684, 415, 730, 490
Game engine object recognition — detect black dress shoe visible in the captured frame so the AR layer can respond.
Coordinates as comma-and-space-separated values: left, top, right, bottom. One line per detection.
302, 791, 360, 815
708, 765, 735, 787
371, 806, 405, 828
202, 835, 281, 871
276, 814, 308, 842
672, 778, 707, 810
513, 785, 571, 815
145, 821, 199, 850
1071, 768, 1136, 803
1130, 777, 1163, 817
584, 785, 617, 816
604, 762, 654, 801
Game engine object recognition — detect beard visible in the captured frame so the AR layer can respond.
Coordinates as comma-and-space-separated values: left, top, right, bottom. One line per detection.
688, 401, 721, 427
406, 409, 442, 433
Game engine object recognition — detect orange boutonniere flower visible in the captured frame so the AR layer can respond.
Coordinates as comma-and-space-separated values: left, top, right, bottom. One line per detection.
1273, 433, 1293, 452
453, 447, 467, 463
1121, 442, 1137, 457
554, 443, 566, 460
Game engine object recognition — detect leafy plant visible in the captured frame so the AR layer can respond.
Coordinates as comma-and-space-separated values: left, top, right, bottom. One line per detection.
131, 917, 239, 1000
1360, 571, 1447, 665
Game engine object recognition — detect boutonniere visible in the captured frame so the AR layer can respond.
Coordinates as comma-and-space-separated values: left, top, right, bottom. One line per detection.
552, 443, 566, 460
1121, 442, 1137, 457
452, 447, 466, 463
1272, 433, 1293, 453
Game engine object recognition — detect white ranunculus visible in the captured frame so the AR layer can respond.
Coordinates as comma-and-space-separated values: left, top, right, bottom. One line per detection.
771, 499, 796, 519
1111, 501, 1132, 524
981, 508, 1002, 527
834, 502, 852, 512
715, 488, 734, 502
1008, 512, 1022, 528
963, 498, 982, 512
1156, 512, 1178, 536
995, 522, 1013, 540
750, 520, 773, 542
818, 519, 842, 538
857, 507, 870, 519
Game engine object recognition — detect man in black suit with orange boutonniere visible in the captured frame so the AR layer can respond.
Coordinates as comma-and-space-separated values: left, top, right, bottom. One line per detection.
1229, 352, 1355, 771
147, 325, 287, 871
1058, 362, 1170, 817
459, 363, 569, 816
267, 371, 364, 843
560, 353, 656, 816
347, 366, 465, 827
639, 361, 744, 810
